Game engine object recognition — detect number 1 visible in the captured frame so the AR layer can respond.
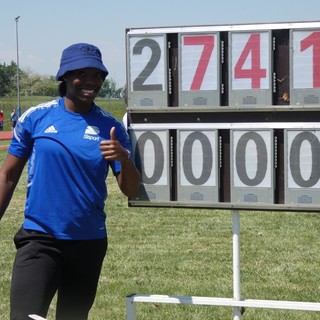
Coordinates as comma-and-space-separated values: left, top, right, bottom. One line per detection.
300, 31, 320, 88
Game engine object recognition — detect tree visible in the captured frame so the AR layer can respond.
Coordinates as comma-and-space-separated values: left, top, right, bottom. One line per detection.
99, 78, 116, 98
19, 71, 58, 96
0, 61, 17, 97
0, 61, 124, 99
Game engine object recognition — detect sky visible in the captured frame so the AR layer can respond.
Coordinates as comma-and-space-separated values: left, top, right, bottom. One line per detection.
1, 0, 320, 87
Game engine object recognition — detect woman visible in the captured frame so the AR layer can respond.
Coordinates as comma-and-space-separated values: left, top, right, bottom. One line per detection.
0, 43, 141, 320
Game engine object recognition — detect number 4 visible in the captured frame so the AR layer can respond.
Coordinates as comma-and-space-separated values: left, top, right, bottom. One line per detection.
234, 33, 267, 89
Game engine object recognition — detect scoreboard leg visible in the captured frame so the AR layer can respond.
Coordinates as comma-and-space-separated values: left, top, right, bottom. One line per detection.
232, 210, 242, 320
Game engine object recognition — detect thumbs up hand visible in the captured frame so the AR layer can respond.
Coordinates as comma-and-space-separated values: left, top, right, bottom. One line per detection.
109, 126, 116, 141
100, 127, 130, 162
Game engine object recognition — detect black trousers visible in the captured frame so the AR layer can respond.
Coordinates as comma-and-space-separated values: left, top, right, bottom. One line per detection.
10, 228, 108, 320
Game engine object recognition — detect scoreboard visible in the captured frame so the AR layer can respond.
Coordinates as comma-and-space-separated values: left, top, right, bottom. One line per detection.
125, 21, 320, 212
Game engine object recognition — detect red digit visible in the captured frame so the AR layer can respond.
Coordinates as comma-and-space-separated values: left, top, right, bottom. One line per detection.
234, 33, 267, 89
300, 31, 320, 88
183, 35, 215, 90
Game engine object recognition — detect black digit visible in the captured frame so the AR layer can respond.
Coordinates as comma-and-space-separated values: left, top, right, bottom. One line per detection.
235, 132, 268, 186
132, 38, 163, 91
289, 132, 320, 187
182, 132, 213, 185
135, 132, 164, 184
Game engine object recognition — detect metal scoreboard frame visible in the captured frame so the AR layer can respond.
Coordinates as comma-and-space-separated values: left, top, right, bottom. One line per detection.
125, 21, 320, 212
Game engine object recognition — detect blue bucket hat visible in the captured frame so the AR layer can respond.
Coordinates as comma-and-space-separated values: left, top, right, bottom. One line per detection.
55, 43, 109, 81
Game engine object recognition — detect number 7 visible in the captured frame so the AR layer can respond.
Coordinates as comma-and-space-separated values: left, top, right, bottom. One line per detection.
183, 35, 215, 90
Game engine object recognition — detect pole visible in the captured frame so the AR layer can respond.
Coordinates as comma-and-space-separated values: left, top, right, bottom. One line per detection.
15, 16, 21, 117
232, 210, 242, 320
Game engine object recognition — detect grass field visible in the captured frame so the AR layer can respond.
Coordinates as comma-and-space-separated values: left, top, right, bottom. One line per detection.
1, 97, 320, 319
1, 151, 320, 320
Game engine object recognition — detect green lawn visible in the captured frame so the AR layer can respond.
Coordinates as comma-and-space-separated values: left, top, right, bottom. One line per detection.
1, 144, 320, 319
1, 96, 320, 319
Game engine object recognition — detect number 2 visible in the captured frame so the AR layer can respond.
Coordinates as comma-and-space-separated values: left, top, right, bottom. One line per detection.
132, 38, 163, 91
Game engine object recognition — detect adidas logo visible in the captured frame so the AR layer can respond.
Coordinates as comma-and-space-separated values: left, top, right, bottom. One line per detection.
83, 126, 100, 141
85, 126, 100, 135
44, 125, 58, 133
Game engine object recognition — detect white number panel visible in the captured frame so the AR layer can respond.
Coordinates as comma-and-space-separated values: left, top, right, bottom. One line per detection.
290, 29, 320, 105
231, 129, 274, 203
180, 34, 218, 91
285, 130, 320, 205
229, 31, 272, 106
179, 33, 220, 107
129, 129, 171, 201
177, 130, 219, 202
127, 35, 168, 108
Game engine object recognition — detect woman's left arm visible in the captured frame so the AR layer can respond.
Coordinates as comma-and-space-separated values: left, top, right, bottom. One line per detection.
115, 156, 141, 197
100, 127, 141, 197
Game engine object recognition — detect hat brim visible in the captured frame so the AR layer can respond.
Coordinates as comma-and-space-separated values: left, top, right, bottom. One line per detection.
55, 59, 109, 81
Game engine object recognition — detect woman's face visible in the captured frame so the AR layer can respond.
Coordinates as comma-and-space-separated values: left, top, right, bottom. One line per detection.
64, 68, 104, 105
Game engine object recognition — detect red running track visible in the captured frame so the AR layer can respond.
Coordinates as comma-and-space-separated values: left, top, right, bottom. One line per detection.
0, 131, 12, 150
